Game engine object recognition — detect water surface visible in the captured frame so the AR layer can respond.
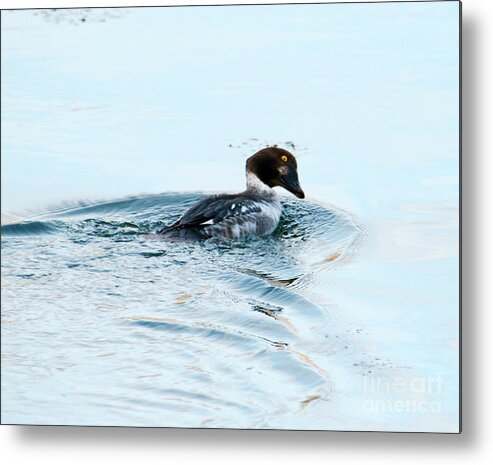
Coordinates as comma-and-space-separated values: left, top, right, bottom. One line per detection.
2, 193, 365, 428
1, 4, 459, 431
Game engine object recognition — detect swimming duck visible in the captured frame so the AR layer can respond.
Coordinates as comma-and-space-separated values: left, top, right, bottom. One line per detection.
159, 147, 305, 240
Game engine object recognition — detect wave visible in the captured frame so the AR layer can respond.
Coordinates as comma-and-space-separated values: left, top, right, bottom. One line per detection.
1, 191, 363, 426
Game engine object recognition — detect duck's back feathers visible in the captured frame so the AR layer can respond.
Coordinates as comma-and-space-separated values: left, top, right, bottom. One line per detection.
160, 192, 281, 241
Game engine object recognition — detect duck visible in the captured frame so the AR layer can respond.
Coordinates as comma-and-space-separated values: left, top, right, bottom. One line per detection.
159, 147, 305, 241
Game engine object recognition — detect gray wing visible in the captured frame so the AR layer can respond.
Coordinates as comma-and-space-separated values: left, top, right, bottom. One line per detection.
160, 194, 262, 233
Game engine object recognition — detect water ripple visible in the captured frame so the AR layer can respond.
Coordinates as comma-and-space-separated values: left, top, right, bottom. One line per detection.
1, 192, 363, 427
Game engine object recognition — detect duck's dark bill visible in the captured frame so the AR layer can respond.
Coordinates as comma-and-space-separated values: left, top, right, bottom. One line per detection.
280, 172, 305, 199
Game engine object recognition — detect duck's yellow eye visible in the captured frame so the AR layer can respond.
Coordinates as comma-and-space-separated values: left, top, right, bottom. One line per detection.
281, 155, 288, 162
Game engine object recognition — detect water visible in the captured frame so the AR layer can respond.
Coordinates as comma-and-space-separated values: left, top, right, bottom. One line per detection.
2, 194, 363, 427
1, 4, 459, 431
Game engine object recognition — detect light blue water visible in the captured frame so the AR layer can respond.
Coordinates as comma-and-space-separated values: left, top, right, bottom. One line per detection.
1, 4, 459, 431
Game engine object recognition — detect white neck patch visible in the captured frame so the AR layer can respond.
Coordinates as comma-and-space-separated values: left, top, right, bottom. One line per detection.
246, 171, 274, 195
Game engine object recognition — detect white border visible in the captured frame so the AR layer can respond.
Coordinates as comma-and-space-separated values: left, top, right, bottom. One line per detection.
2, 0, 492, 463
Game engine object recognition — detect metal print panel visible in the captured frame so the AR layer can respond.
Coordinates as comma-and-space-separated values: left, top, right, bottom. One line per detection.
0, 1, 460, 432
